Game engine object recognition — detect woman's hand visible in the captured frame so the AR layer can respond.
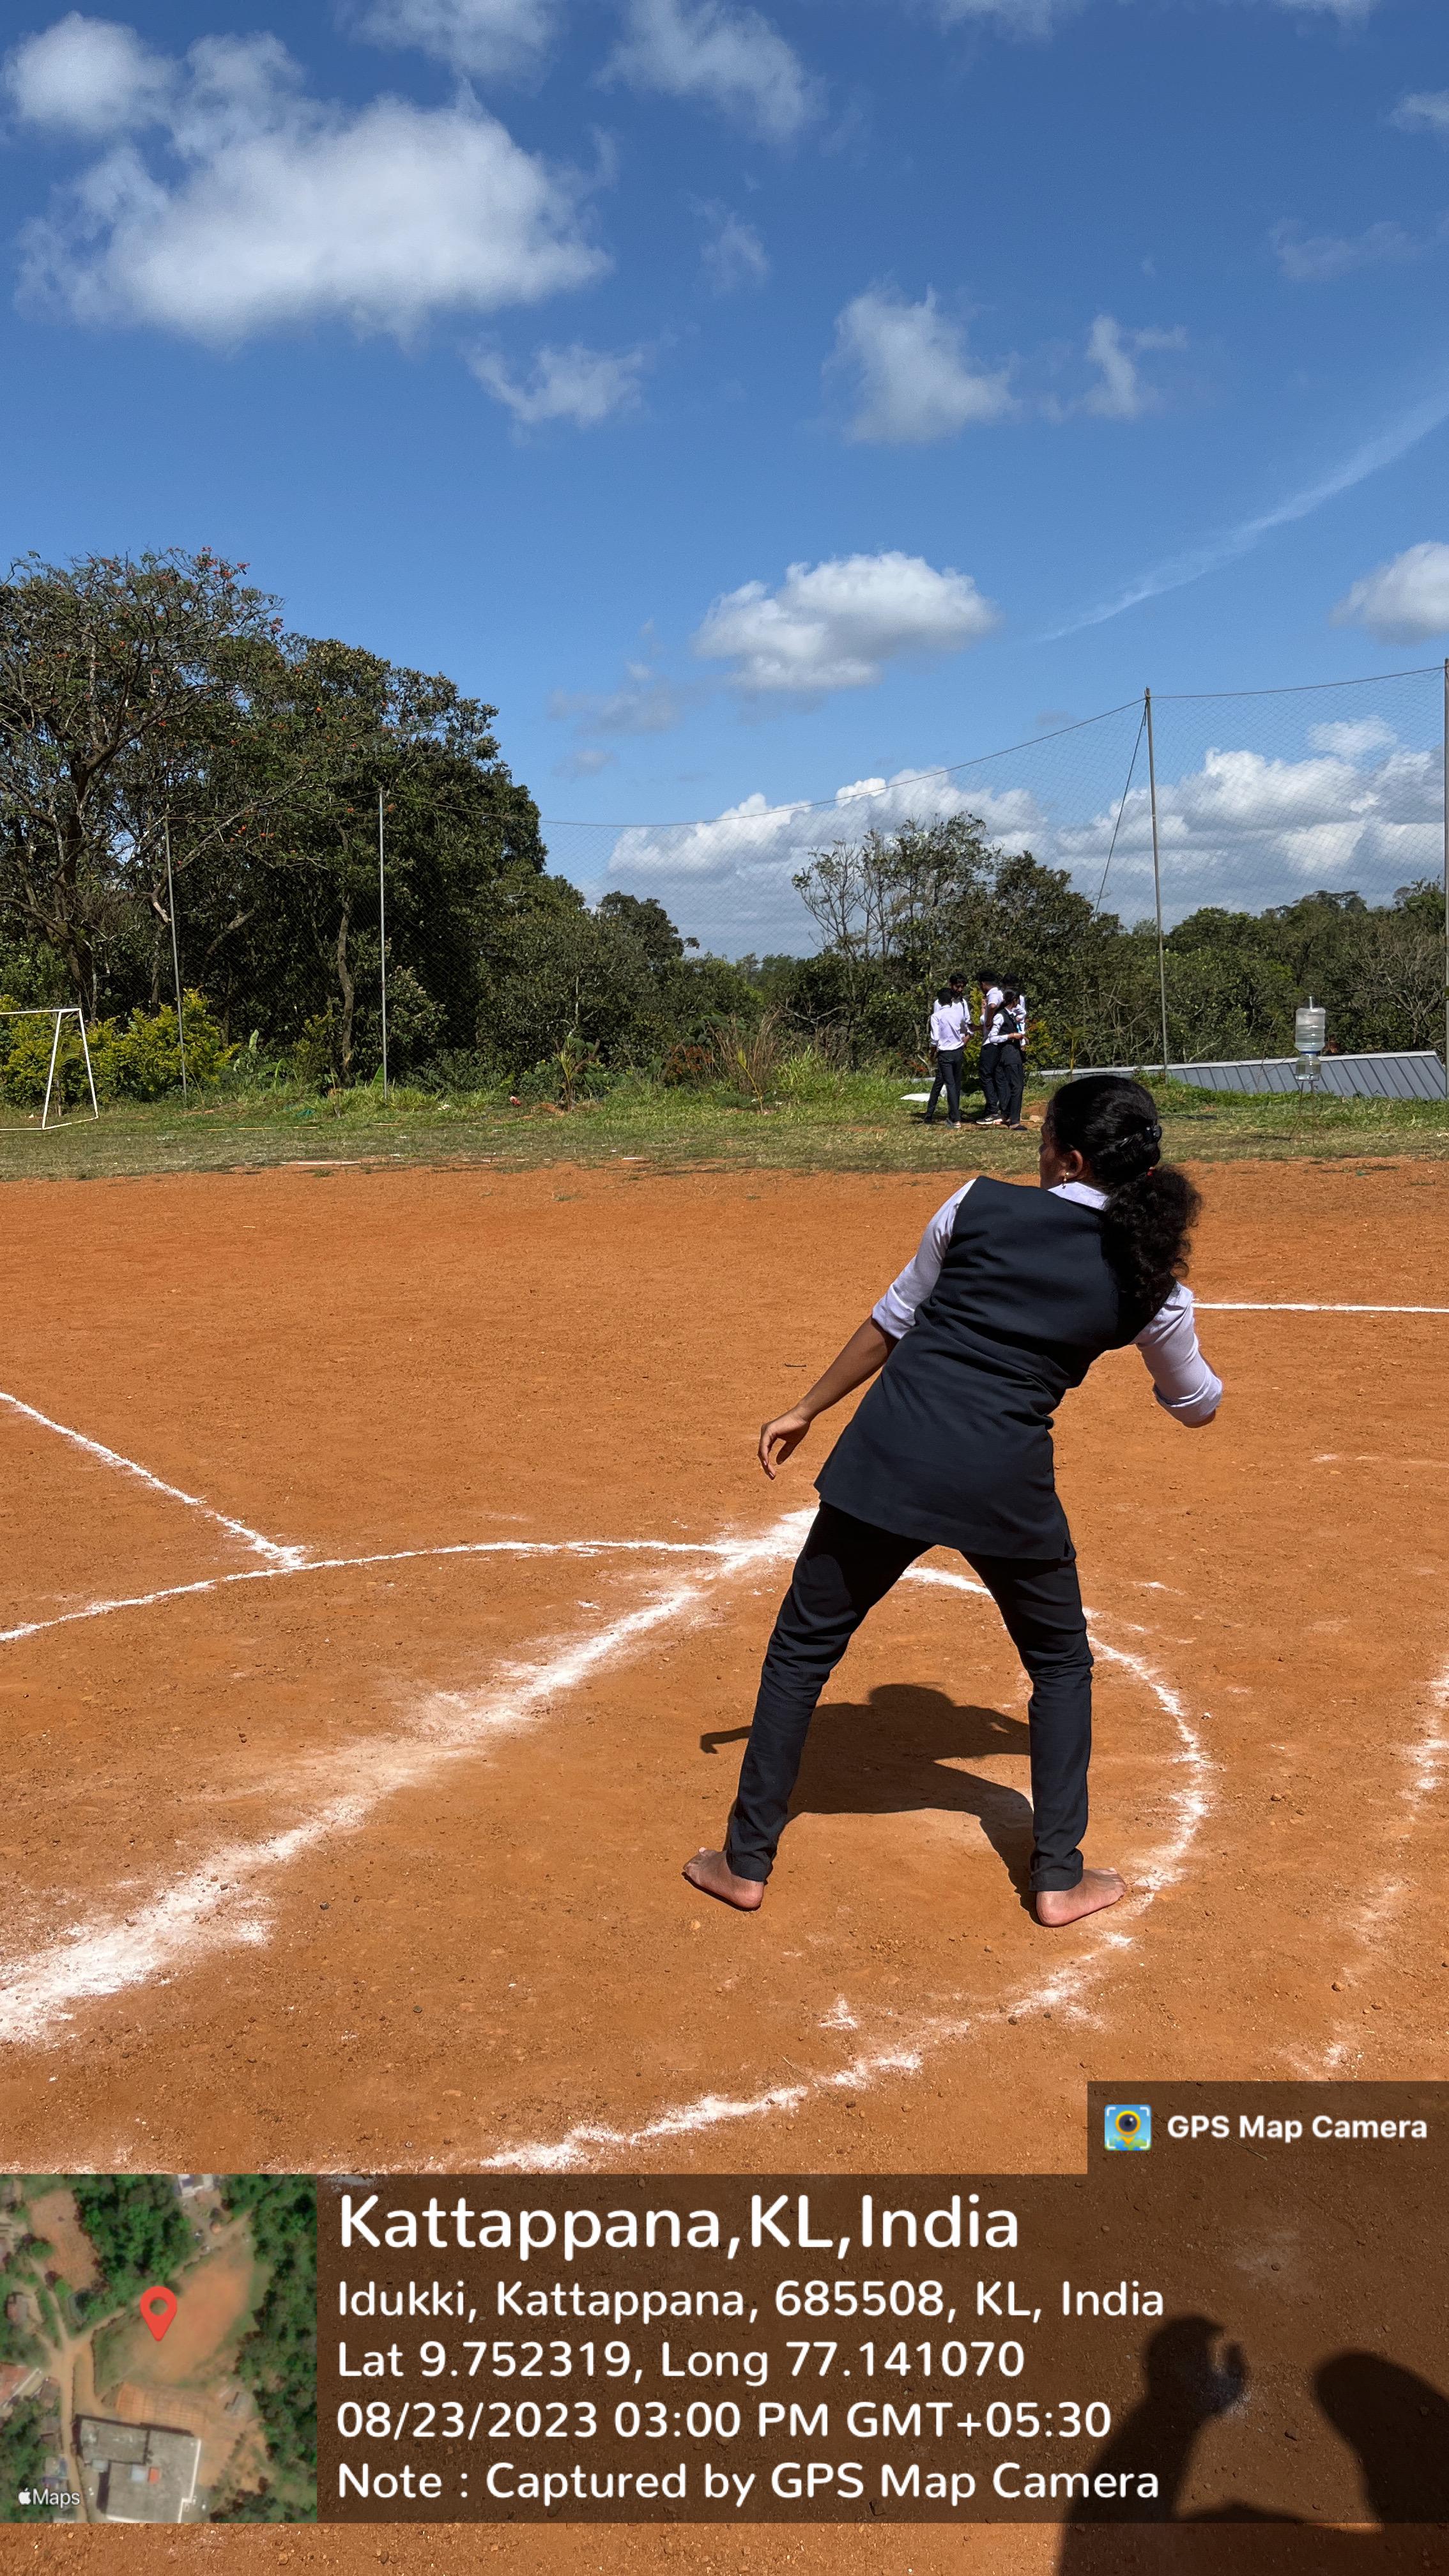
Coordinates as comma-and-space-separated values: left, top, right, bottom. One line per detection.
755, 1319, 896, 1480
758, 1409, 812, 1479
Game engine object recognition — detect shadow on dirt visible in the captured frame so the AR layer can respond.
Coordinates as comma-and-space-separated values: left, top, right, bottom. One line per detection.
701, 1683, 1034, 1899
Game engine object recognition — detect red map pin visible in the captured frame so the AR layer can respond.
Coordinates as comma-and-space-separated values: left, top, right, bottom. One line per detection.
139, 2286, 177, 2342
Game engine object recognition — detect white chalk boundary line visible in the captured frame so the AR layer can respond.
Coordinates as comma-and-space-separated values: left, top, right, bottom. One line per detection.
0, 1512, 1211, 2179
0, 1536, 755, 1650
1305, 1655, 1449, 2080
0, 1386, 304, 1568
0, 1514, 816, 2044
1198, 1302, 1449, 1315
0, 1294, 1418, 2163
479, 1565, 1215, 2172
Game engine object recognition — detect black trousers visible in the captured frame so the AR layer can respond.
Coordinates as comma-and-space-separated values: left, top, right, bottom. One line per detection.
724, 1503, 1093, 1892
997, 1042, 1026, 1126
924, 1048, 965, 1124
978, 1041, 1006, 1117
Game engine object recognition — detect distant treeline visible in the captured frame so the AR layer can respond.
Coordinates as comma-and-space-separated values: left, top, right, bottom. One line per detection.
1, 553, 1439, 1098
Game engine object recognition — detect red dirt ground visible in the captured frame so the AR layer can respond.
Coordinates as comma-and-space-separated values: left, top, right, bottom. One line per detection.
0, 1157, 1445, 2568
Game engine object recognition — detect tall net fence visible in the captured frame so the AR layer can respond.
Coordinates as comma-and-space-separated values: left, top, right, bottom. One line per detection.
4, 660, 1443, 1107
544, 668, 1445, 949
529, 663, 1448, 1077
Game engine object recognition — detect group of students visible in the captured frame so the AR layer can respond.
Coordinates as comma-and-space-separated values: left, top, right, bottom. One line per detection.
924, 971, 1028, 1132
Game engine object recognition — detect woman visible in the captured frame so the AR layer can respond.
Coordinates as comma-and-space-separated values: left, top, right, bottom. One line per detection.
684, 1075, 1222, 1928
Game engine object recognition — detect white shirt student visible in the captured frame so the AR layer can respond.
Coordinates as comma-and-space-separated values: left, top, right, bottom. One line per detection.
929, 995, 972, 1052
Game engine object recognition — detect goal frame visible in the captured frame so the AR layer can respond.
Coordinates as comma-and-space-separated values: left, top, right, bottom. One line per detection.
0, 1008, 100, 1129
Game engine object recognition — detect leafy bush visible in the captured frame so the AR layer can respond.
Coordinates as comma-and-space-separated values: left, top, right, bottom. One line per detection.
712, 1011, 785, 1110
92, 995, 231, 1100
0, 993, 231, 1107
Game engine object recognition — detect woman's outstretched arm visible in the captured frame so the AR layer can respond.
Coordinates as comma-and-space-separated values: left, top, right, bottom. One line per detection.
758, 1317, 897, 1479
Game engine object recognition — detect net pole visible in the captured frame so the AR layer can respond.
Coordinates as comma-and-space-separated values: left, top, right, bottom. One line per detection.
378, 785, 388, 1098
1144, 687, 1170, 1081
164, 815, 188, 1100
77, 1008, 98, 1119
1443, 659, 1448, 1101
40, 1013, 63, 1130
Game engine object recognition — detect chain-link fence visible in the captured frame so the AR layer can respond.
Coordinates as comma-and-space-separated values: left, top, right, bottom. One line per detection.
3, 661, 1443, 1104
527, 663, 1448, 1082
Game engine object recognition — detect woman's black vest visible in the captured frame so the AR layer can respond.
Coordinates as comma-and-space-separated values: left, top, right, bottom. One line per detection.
816, 1177, 1140, 1559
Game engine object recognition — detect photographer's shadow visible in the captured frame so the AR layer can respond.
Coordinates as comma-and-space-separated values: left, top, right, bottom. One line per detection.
701, 1685, 1035, 1902
1057, 2322, 1449, 2570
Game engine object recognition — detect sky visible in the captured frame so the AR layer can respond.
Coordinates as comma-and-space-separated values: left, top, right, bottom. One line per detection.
3, 0, 1449, 945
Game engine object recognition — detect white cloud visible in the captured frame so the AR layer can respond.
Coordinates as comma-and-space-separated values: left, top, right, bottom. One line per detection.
693, 550, 1000, 696
1050, 383, 1449, 638
15, 22, 605, 342
1307, 717, 1397, 758
933, 0, 1075, 26
595, 724, 1443, 951
930, 0, 1377, 34
1059, 740, 1441, 919
469, 340, 647, 427
607, 768, 1042, 884
4, 11, 172, 136
1270, 217, 1418, 281
698, 204, 769, 295
1331, 541, 1449, 643
1392, 91, 1449, 137
344, 0, 558, 80
555, 746, 617, 778
549, 668, 684, 732
606, 0, 818, 143
831, 288, 1014, 444
1082, 312, 1186, 420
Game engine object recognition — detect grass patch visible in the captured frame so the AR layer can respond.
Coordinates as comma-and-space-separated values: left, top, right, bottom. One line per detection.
0, 1068, 1445, 1182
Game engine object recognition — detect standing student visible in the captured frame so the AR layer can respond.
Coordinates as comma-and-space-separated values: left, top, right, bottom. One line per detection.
684, 1075, 1222, 1927
995, 987, 1027, 1131
924, 978, 971, 1128
977, 971, 1006, 1123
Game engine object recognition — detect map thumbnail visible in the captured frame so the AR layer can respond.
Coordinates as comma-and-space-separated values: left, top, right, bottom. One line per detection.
0, 2174, 316, 2522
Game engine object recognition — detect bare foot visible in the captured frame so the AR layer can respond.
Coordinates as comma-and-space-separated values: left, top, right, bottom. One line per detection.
1034, 1867, 1127, 1928
683, 1850, 764, 1912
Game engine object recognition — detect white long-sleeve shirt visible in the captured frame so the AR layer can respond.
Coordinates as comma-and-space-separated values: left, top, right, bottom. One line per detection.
929, 998, 972, 1050
870, 1179, 1223, 1425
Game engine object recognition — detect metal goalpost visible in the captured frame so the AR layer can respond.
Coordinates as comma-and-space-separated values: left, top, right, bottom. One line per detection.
0, 1008, 100, 1129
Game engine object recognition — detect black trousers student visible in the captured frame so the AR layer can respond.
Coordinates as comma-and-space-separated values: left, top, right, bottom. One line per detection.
724, 1502, 1093, 1894
997, 1041, 1026, 1127
924, 1047, 965, 1125
977, 1040, 1006, 1119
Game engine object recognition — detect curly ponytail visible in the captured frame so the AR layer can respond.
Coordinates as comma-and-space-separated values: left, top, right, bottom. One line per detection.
1046, 1074, 1201, 1324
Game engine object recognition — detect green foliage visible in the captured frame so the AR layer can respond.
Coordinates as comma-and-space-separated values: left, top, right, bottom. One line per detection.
782, 827, 1446, 1071
712, 1011, 785, 1110
0, 554, 1441, 1103
70, 2177, 191, 2310
0, 992, 231, 1107
214, 2176, 316, 2520
0, 2301, 45, 2372
0, 2399, 53, 2520
91, 994, 232, 1100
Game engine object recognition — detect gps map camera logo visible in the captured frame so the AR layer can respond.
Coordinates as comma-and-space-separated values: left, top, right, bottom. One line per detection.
1105, 2102, 1152, 2152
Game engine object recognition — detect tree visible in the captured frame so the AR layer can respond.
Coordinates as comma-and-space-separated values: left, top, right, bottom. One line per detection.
0, 551, 293, 1016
